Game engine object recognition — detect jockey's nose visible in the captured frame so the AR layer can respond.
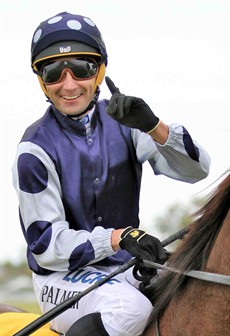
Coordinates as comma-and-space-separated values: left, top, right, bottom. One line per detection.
61, 69, 79, 87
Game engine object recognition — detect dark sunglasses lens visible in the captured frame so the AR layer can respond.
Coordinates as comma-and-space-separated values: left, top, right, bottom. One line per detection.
42, 62, 62, 83
41, 59, 98, 83
71, 59, 98, 78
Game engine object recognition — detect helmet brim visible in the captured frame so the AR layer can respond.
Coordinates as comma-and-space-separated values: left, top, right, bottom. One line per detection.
33, 41, 101, 69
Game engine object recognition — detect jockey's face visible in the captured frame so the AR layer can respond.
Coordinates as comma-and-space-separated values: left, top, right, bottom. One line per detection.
45, 69, 97, 116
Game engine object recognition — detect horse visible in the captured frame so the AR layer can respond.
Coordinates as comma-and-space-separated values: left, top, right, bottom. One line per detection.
1, 172, 230, 335
143, 171, 230, 336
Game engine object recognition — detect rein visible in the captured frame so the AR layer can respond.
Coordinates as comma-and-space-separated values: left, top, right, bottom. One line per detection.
142, 259, 230, 286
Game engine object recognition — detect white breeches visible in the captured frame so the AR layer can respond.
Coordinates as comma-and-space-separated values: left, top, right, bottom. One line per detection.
33, 264, 153, 336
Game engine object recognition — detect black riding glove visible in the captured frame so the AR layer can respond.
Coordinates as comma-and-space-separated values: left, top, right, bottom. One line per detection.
105, 76, 160, 133
120, 227, 167, 285
119, 227, 167, 263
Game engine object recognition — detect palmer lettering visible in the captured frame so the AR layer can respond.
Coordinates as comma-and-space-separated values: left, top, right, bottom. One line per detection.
41, 285, 80, 308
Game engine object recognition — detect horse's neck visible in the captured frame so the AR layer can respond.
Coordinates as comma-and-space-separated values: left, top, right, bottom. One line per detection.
155, 209, 230, 336
207, 209, 230, 274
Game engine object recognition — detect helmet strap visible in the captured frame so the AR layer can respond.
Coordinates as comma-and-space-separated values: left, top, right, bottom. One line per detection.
95, 63, 106, 89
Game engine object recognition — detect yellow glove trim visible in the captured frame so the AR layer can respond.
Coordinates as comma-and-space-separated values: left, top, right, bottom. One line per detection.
147, 120, 161, 134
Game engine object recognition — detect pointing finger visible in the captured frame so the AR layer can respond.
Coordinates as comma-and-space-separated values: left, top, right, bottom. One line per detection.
105, 76, 120, 94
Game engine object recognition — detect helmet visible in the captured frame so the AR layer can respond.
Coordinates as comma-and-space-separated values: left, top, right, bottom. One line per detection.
31, 12, 108, 98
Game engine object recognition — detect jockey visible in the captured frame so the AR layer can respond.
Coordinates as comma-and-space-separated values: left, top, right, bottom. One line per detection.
12, 11, 211, 336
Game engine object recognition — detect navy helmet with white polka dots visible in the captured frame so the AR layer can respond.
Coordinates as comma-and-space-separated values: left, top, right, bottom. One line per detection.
31, 12, 107, 97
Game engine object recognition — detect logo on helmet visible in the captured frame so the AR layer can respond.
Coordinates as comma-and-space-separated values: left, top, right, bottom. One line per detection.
60, 46, 71, 53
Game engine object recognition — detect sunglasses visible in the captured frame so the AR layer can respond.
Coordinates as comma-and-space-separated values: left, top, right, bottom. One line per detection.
35, 57, 99, 84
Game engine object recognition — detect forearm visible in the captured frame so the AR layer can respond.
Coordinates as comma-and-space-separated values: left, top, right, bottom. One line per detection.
132, 124, 211, 182
153, 124, 211, 181
147, 120, 169, 144
111, 229, 124, 251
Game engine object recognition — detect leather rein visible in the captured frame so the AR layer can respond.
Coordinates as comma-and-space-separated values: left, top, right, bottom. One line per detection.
142, 259, 230, 286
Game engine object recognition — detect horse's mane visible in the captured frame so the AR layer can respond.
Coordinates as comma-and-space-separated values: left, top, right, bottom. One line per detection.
150, 171, 230, 320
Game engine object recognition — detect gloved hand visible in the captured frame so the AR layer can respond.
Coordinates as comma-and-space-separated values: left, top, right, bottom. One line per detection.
105, 76, 160, 133
119, 227, 167, 264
